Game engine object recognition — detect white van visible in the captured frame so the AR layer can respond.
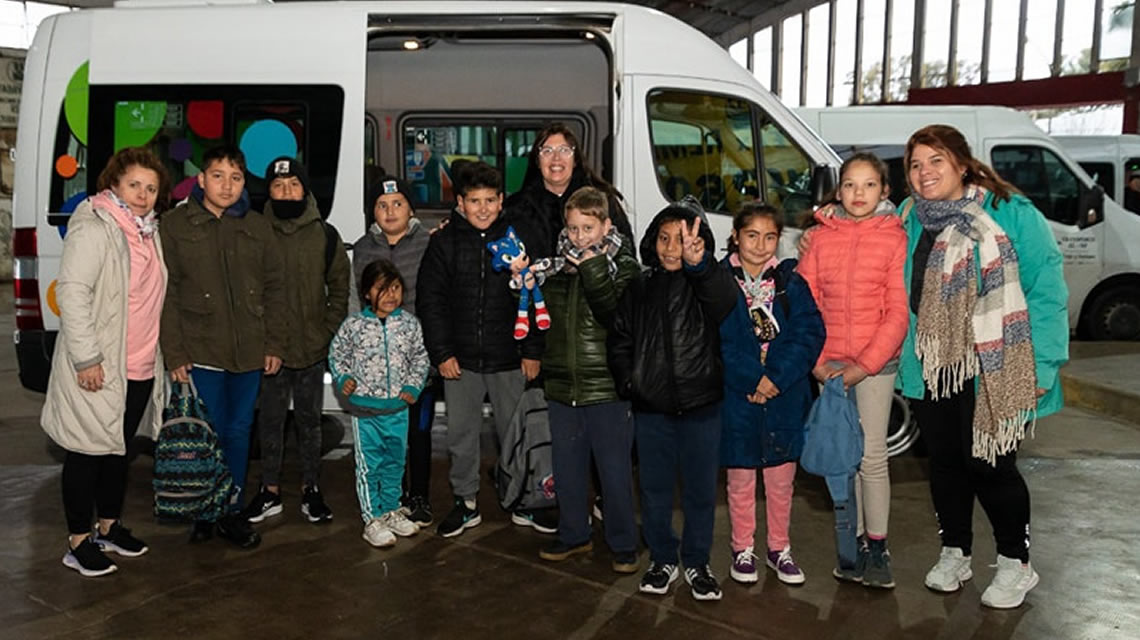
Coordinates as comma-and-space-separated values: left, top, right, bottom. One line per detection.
795, 105, 1140, 341
1055, 134, 1140, 216
12, 0, 840, 394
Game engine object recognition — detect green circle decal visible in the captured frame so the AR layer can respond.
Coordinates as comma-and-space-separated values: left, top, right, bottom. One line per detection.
114, 101, 166, 151
64, 61, 89, 146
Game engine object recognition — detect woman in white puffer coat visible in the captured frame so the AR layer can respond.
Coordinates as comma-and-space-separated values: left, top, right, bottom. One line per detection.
41, 147, 170, 577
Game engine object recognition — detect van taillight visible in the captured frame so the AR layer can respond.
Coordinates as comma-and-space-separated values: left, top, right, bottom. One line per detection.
12, 228, 44, 331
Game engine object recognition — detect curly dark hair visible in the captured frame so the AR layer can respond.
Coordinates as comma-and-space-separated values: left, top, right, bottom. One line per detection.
95, 146, 173, 212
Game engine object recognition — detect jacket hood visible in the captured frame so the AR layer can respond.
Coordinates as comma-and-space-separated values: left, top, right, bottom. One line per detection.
189, 183, 252, 218
638, 195, 716, 269
368, 216, 424, 245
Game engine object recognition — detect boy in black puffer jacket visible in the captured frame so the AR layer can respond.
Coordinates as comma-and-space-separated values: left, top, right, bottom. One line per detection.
608, 196, 738, 602
415, 162, 549, 538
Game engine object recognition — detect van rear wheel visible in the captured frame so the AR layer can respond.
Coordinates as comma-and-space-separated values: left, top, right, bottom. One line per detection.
1086, 286, 1140, 341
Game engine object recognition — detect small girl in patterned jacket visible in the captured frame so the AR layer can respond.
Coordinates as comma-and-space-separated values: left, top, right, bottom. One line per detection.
329, 259, 429, 548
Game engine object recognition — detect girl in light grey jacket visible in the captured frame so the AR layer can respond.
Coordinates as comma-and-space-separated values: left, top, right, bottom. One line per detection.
328, 259, 429, 547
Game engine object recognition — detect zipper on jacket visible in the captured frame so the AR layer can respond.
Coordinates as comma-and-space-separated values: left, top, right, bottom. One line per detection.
477, 230, 486, 372
845, 229, 858, 357
661, 276, 680, 415
382, 316, 392, 397
569, 276, 579, 406
219, 219, 241, 359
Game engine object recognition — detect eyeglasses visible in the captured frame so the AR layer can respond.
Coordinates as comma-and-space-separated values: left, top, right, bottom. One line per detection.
538, 145, 575, 158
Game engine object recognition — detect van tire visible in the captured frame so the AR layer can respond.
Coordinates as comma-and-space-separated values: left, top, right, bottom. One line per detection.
1085, 286, 1140, 341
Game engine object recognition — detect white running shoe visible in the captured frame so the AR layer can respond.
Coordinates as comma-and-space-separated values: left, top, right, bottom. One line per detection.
362, 518, 396, 548
381, 509, 419, 537
925, 546, 973, 592
981, 555, 1039, 609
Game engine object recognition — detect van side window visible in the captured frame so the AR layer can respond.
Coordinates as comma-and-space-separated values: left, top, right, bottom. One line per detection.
1077, 161, 1114, 202
58, 85, 345, 225
401, 118, 586, 207
1124, 157, 1140, 215
756, 117, 814, 224
647, 89, 759, 215
991, 146, 1080, 225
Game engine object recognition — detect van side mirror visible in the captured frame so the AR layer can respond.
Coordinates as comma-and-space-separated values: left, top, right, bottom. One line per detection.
1078, 182, 1104, 229
810, 164, 838, 206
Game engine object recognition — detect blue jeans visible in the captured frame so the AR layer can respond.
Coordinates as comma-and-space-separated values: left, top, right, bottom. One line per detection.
635, 403, 722, 568
191, 368, 262, 512
548, 400, 636, 554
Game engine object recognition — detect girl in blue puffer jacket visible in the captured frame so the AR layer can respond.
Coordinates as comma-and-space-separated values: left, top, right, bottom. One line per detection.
329, 259, 429, 548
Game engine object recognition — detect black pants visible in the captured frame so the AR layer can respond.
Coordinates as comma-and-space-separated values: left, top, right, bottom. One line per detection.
62, 379, 154, 535
403, 380, 437, 500
912, 382, 1031, 561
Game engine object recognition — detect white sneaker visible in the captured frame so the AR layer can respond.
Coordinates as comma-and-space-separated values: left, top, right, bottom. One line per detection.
362, 518, 396, 548
925, 546, 973, 592
981, 555, 1039, 609
381, 509, 419, 537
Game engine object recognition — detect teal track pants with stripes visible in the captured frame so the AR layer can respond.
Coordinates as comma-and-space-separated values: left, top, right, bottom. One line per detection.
352, 410, 408, 523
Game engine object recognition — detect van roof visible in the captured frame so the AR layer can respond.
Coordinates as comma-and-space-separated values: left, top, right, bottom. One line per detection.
69, 1, 763, 84
795, 105, 1046, 148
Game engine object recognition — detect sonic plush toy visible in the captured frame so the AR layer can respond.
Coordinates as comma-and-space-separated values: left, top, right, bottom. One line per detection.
487, 226, 552, 340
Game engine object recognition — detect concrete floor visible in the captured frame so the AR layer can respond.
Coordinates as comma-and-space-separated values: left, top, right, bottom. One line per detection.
2, 291, 1140, 639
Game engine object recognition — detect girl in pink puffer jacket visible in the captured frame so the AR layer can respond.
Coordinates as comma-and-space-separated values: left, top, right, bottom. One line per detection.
797, 152, 908, 589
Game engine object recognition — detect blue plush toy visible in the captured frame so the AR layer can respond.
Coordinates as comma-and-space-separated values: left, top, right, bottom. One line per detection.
487, 226, 552, 340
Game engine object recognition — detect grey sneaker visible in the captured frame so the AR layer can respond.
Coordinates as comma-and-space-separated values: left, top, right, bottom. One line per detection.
981, 555, 1039, 609
862, 537, 895, 589
925, 546, 973, 592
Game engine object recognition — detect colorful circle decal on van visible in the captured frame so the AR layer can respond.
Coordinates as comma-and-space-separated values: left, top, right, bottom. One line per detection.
46, 280, 60, 317
239, 119, 297, 179
63, 62, 89, 146
114, 101, 167, 151
170, 138, 193, 162
172, 176, 197, 201
55, 155, 78, 179
56, 191, 88, 239
187, 100, 224, 139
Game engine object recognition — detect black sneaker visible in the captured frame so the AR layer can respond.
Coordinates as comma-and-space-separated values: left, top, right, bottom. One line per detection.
242, 487, 283, 524
511, 508, 558, 534
437, 498, 481, 538
93, 521, 148, 557
539, 539, 593, 562
301, 486, 333, 524
684, 565, 723, 601
405, 495, 433, 528
216, 514, 261, 549
189, 520, 214, 544
639, 562, 679, 595
63, 537, 118, 577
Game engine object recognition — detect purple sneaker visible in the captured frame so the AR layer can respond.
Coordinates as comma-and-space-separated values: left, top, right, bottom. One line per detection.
766, 547, 806, 585
730, 546, 759, 584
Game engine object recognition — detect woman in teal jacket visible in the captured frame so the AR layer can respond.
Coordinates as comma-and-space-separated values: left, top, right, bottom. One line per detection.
899, 125, 1068, 611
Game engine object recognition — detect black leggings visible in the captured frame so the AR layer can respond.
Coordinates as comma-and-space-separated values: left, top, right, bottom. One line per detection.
912, 381, 1031, 562
62, 379, 154, 535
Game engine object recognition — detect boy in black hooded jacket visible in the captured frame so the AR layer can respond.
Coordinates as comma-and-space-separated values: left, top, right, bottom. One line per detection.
608, 196, 738, 601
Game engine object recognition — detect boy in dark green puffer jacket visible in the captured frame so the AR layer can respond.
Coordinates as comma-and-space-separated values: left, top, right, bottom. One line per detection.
536, 186, 641, 573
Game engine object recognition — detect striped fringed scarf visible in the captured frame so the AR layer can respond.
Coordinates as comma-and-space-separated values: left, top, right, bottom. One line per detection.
912, 186, 1038, 465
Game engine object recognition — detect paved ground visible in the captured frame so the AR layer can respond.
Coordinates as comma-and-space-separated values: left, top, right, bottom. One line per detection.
2, 287, 1139, 640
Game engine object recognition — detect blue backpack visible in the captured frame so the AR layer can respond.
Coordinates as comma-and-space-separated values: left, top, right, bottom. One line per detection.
800, 376, 864, 570
152, 382, 237, 522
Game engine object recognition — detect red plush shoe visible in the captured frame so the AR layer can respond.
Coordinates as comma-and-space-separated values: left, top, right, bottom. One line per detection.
514, 312, 530, 340
534, 301, 551, 330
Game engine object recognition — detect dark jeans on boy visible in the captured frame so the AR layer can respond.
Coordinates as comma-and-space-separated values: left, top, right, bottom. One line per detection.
404, 380, 438, 500
549, 400, 636, 553
635, 403, 722, 568
62, 379, 154, 533
912, 381, 1031, 562
191, 368, 262, 512
258, 361, 325, 488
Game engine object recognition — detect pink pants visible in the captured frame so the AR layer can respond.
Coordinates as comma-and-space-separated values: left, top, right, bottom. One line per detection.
726, 462, 796, 552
